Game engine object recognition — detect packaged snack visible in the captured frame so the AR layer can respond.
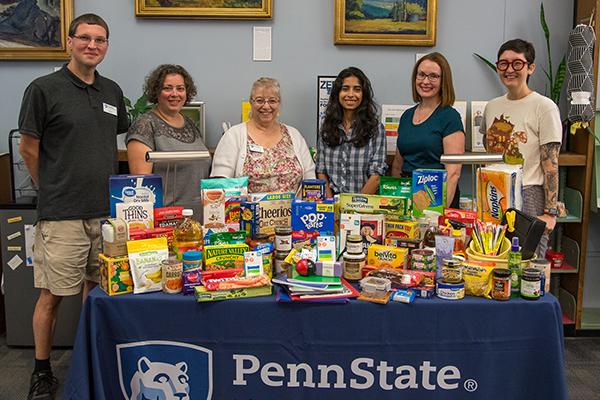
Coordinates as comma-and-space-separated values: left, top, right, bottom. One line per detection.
127, 237, 169, 294
462, 260, 496, 298
367, 245, 408, 270
291, 199, 335, 246
379, 176, 412, 197
385, 220, 419, 241
202, 273, 271, 291
116, 201, 154, 230
391, 289, 416, 303
412, 169, 447, 218
194, 284, 272, 302
301, 179, 326, 201
183, 268, 202, 295
109, 174, 163, 217
154, 206, 184, 228
99, 253, 132, 296
205, 231, 247, 246
246, 192, 294, 236
101, 218, 128, 257
368, 268, 424, 289
201, 177, 249, 228
359, 214, 385, 250
225, 197, 243, 225
203, 243, 248, 271
145, 227, 175, 249
240, 201, 260, 238
339, 194, 410, 220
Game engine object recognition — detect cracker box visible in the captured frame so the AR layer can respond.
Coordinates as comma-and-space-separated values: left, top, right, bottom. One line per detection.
339, 194, 410, 220
99, 253, 133, 296
301, 179, 326, 201
384, 220, 419, 242
246, 192, 294, 236
291, 199, 335, 246
109, 174, 163, 218
411, 169, 447, 218
203, 243, 248, 271
154, 206, 183, 228
116, 201, 154, 230
367, 245, 408, 270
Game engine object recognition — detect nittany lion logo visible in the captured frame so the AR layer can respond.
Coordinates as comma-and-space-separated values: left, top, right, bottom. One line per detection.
117, 340, 212, 400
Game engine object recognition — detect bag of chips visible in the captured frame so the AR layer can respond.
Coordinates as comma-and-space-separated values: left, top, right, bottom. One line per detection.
462, 260, 495, 298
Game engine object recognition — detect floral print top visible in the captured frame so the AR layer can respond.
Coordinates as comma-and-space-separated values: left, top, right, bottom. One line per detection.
242, 125, 303, 193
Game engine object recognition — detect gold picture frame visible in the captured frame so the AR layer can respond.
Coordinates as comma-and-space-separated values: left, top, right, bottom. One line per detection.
135, 0, 272, 19
0, 0, 73, 60
334, 0, 437, 46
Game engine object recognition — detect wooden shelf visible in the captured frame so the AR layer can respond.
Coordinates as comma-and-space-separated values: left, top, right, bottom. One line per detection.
558, 152, 587, 166
581, 307, 600, 329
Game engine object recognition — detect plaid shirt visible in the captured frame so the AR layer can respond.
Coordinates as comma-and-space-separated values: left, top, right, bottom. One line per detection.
315, 123, 387, 194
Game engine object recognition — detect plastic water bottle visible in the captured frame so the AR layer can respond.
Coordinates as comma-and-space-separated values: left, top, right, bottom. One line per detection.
173, 209, 203, 259
508, 237, 522, 298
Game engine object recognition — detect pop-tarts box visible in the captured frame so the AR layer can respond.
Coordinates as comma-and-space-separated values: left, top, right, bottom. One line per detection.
109, 174, 163, 217
411, 169, 447, 218
291, 199, 335, 246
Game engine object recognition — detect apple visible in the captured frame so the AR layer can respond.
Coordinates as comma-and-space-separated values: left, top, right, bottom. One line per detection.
295, 259, 315, 276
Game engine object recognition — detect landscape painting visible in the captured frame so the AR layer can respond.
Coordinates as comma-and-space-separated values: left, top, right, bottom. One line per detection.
335, 0, 437, 46
135, 0, 272, 19
0, 0, 73, 60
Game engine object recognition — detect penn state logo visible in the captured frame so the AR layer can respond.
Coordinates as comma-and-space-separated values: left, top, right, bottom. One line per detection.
117, 340, 213, 400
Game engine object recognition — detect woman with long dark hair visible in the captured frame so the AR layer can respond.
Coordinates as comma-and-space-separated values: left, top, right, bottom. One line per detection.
316, 67, 387, 197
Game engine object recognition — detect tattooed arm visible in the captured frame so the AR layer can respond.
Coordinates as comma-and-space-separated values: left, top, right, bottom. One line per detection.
538, 142, 561, 231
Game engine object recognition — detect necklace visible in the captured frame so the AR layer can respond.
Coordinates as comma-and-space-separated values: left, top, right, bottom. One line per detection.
154, 108, 183, 127
413, 103, 439, 124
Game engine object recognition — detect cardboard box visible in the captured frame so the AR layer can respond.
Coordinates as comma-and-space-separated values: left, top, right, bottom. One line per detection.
109, 174, 163, 218
411, 169, 447, 218
194, 284, 272, 302
367, 245, 408, 270
99, 253, 133, 296
101, 218, 128, 257
204, 243, 248, 271
339, 193, 410, 220
116, 201, 154, 230
247, 192, 294, 236
291, 199, 335, 246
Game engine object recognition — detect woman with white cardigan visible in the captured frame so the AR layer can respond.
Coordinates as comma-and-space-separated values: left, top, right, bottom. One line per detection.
211, 77, 315, 193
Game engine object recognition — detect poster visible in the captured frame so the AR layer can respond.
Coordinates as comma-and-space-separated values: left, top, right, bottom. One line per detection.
470, 101, 488, 152
317, 76, 336, 135
382, 104, 413, 154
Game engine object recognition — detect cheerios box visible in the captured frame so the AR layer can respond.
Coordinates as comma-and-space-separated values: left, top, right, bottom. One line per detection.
247, 192, 294, 236
109, 174, 163, 218
99, 253, 133, 296
291, 199, 335, 246
411, 169, 447, 218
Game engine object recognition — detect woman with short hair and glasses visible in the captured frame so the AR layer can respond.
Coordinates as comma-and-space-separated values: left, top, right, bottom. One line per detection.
211, 77, 315, 193
479, 39, 562, 257
391, 52, 465, 208
126, 64, 211, 217
316, 67, 387, 197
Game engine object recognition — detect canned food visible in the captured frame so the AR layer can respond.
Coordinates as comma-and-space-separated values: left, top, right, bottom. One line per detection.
162, 258, 183, 294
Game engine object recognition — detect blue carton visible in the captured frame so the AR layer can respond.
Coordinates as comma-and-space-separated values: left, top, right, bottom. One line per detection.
411, 169, 447, 218
291, 199, 335, 245
109, 174, 163, 217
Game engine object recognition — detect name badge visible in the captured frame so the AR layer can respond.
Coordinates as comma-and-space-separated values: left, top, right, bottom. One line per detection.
249, 143, 264, 153
103, 103, 117, 116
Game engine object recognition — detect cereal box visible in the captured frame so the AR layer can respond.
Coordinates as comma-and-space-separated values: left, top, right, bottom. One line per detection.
247, 192, 294, 236
339, 194, 410, 220
109, 174, 163, 218
411, 169, 447, 218
203, 243, 248, 271
385, 220, 419, 242
99, 253, 133, 296
291, 199, 335, 246
367, 245, 408, 270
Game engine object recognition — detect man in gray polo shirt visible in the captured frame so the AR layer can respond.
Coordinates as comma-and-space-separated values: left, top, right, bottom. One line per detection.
18, 13, 128, 400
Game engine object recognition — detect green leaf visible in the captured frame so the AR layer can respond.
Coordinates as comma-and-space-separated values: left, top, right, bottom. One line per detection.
541, 67, 552, 82
473, 53, 497, 73
552, 56, 566, 104
540, 3, 553, 85
123, 96, 132, 108
134, 94, 149, 110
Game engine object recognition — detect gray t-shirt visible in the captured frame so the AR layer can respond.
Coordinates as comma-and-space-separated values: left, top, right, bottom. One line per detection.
126, 111, 211, 217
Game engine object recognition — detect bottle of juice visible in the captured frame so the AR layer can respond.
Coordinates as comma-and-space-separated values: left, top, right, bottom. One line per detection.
173, 209, 203, 259
508, 237, 522, 298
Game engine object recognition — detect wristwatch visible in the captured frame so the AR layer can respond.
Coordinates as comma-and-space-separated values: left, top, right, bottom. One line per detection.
544, 207, 559, 216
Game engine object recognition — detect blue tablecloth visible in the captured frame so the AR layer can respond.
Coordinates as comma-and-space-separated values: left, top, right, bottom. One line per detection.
64, 288, 567, 400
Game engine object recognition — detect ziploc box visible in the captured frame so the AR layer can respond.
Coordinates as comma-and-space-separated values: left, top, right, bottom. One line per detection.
291, 199, 335, 246
411, 169, 447, 218
109, 174, 163, 217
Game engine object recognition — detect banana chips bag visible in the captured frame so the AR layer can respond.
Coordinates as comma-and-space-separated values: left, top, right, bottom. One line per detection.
127, 237, 169, 294
411, 169, 447, 218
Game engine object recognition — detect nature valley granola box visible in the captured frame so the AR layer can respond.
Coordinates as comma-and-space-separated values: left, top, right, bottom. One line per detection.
411, 169, 447, 218
203, 243, 248, 271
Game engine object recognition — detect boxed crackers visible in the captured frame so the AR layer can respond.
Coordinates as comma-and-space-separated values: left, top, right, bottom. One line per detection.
411, 169, 447, 218
116, 201, 154, 230
99, 253, 133, 296
367, 245, 408, 270
109, 174, 163, 218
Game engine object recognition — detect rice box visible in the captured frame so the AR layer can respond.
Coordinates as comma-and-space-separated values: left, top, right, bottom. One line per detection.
291, 199, 335, 246
203, 243, 248, 271
99, 253, 133, 296
109, 174, 163, 217
367, 245, 408, 270
411, 169, 447, 218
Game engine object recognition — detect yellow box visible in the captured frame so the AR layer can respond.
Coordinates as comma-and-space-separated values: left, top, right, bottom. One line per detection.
367, 245, 408, 270
385, 221, 419, 241
99, 253, 133, 296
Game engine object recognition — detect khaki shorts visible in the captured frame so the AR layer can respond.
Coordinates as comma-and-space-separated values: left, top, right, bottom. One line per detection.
33, 217, 105, 296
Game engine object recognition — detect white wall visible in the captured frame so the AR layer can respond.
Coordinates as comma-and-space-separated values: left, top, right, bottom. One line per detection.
0, 0, 574, 152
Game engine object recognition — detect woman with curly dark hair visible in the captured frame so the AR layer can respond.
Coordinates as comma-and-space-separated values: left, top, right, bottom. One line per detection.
126, 64, 211, 216
316, 67, 387, 197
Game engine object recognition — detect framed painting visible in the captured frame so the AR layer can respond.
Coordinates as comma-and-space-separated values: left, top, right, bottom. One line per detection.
135, 0, 272, 19
334, 0, 437, 46
181, 101, 206, 143
0, 0, 73, 60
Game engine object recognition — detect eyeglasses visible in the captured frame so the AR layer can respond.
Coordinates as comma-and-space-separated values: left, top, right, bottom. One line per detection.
495, 59, 529, 71
416, 71, 441, 82
162, 85, 186, 93
71, 35, 108, 46
251, 98, 280, 106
